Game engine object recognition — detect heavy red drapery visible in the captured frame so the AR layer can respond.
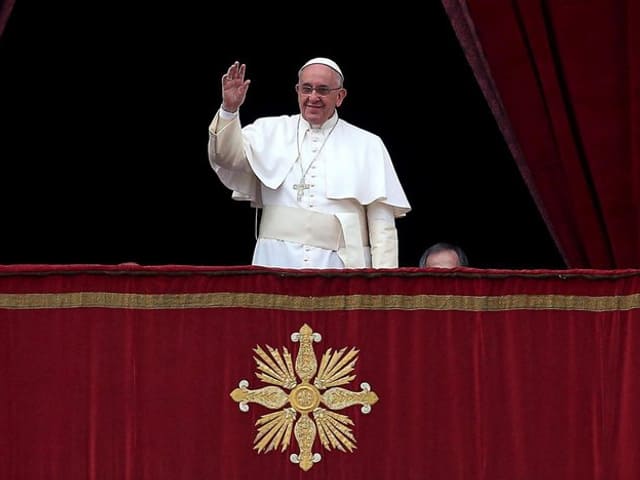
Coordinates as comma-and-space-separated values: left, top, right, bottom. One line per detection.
442, 1, 640, 268
2, 264, 640, 479
0, 0, 15, 38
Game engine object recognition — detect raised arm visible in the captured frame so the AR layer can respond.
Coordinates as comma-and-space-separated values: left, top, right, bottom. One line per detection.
208, 61, 253, 173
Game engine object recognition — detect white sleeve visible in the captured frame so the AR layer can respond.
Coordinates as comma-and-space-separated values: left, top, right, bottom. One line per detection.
367, 202, 399, 268
207, 111, 252, 173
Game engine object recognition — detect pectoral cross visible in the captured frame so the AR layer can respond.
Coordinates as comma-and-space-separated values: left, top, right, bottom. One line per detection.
293, 180, 310, 201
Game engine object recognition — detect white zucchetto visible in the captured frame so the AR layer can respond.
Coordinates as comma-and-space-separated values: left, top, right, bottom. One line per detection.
298, 57, 344, 81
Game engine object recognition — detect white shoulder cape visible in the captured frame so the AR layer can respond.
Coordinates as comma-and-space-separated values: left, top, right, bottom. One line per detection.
215, 114, 411, 218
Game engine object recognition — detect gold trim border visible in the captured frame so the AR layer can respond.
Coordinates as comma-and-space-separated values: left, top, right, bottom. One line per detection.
1, 292, 640, 312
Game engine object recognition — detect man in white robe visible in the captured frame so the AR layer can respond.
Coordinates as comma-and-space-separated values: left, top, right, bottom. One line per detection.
208, 57, 411, 269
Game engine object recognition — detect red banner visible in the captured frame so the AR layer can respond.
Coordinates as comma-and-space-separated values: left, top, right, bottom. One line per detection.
2, 265, 640, 479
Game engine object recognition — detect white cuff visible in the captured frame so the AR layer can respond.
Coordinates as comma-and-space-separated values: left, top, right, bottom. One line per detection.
219, 106, 238, 120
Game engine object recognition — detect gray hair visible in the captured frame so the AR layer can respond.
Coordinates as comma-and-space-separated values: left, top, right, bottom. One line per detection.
419, 242, 469, 267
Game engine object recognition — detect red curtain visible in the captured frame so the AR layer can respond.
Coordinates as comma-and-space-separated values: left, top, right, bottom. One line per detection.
442, 0, 640, 269
2, 264, 640, 479
0, 0, 15, 38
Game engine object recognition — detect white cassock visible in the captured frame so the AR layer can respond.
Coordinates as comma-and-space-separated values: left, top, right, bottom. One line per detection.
208, 109, 411, 269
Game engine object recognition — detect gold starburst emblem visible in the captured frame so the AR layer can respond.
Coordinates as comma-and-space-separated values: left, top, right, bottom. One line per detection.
230, 323, 379, 471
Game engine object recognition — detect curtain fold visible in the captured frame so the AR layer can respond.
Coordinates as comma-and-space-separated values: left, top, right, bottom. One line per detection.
442, 0, 640, 268
0, 0, 15, 38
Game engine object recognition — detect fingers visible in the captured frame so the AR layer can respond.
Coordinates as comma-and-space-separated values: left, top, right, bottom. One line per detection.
223, 61, 246, 83
221, 61, 251, 112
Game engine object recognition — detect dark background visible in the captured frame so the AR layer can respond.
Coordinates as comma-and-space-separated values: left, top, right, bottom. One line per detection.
0, 2, 565, 268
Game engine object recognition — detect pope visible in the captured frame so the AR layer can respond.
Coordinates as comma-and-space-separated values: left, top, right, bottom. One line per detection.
207, 57, 411, 269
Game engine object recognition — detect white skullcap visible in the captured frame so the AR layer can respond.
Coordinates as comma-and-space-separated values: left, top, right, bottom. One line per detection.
298, 57, 344, 81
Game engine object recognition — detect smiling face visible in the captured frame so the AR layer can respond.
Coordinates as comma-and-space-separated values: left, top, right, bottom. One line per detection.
297, 63, 346, 126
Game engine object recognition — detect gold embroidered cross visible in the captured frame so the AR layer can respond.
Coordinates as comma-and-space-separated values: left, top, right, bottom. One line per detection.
230, 324, 379, 471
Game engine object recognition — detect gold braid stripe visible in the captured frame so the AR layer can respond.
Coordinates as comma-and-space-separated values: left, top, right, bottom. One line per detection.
1, 292, 640, 312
